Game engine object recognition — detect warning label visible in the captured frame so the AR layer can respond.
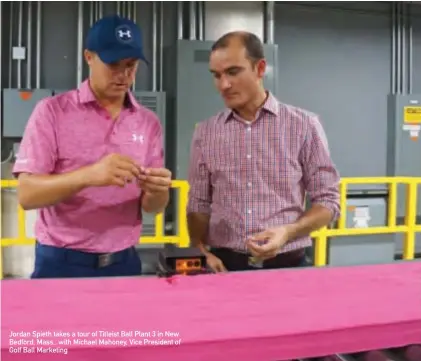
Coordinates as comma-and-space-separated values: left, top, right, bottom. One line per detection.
403, 106, 421, 123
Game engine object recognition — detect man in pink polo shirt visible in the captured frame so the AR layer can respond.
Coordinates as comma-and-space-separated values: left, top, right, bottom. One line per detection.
13, 15, 171, 279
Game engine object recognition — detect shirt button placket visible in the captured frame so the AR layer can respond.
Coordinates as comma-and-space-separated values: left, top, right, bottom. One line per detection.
245, 124, 253, 239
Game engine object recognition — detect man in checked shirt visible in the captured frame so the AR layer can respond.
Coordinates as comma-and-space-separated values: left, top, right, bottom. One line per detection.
186, 31, 341, 272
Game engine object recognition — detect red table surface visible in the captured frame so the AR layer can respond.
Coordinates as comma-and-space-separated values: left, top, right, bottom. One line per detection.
2, 262, 421, 361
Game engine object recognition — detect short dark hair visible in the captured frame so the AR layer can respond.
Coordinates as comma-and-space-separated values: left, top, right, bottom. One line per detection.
211, 31, 265, 63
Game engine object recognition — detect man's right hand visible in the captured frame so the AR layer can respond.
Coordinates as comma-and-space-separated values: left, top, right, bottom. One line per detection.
205, 252, 227, 273
86, 153, 142, 187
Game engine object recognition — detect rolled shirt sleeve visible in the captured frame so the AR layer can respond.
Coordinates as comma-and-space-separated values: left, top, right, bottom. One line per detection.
187, 123, 212, 214
13, 98, 58, 177
300, 115, 341, 221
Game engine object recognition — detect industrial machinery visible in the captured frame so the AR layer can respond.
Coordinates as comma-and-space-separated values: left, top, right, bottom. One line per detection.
321, 94, 421, 267
387, 94, 421, 256
156, 243, 210, 277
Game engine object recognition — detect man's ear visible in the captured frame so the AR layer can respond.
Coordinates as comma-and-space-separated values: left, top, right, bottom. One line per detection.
84, 49, 94, 66
255, 58, 267, 79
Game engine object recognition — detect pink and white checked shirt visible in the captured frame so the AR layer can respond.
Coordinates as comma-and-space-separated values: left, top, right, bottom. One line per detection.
187, 92, 340, 253
13, 80, 164, 253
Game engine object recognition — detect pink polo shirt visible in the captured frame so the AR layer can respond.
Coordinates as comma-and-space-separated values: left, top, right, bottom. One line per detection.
13, 80, 164, 253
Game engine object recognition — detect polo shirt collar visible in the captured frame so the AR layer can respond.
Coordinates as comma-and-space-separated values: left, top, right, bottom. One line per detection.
78, 79, 141, 110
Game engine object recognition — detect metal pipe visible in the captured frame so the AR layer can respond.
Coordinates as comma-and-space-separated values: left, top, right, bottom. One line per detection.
408, 2, 413, 94
127, 1, 131, 20
26, 1, 32, 89
265, 1, 275, 44
396, 2, 401, 94
197, 2, 204, 40
1, 2, 2, 98
95, 1, 99, 22
189, 1, 196, 40
123, 2, 127, 17
8, 2, 14, 88
399, 2, 407, 94
159, 1, 164, 91
99, 1, 103, 18
132, 1, 137, 91
177, 2, 183, 40
76, 1, 84, 86
116, 2, 121, 16
132, 1, 137, 23
152, 1, 158, 91
17, 1, 23, 89
90, 1, 94, 25
391, 3, 396, 94
36, 1, 41, 88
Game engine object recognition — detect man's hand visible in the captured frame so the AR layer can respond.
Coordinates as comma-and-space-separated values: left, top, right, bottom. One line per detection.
246, 226, 290, 261
205, 252, 227, 273
86, 153, 142, 187
139, 168, 172, 213
137, 168, 172, 194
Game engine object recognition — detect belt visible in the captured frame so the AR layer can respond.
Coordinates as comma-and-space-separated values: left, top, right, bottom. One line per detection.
36, 242, 136, 268
211, 247, 306, 269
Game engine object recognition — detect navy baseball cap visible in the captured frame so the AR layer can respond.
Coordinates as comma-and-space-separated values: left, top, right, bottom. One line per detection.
86, 15, 148, 64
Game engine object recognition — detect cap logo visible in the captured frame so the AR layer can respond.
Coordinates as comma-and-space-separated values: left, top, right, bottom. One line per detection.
115, 25, 132, 43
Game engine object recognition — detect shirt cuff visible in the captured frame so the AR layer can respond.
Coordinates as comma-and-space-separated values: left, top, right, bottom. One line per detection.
313, 199, 341, 223
187, 199, 211, 214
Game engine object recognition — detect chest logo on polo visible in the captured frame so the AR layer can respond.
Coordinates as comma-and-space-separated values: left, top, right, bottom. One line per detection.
132, 133, 144, 143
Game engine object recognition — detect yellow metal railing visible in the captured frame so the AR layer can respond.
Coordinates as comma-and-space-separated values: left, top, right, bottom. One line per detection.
310, 177, 419, 266
0, 177, 419, 278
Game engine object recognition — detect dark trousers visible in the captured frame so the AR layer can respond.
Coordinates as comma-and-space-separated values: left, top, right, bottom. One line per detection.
31, 242, 142, 279
210, 247, 309, 272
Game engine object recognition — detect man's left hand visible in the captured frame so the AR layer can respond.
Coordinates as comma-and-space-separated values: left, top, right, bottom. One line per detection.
138, 168, 172, 194
246, 226, 291, 261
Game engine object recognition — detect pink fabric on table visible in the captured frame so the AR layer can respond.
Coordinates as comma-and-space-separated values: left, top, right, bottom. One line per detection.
2, 262, 421, 361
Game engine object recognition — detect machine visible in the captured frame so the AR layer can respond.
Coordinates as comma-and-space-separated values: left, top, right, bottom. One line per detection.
387, 94, 421, 257
156, 243, 210, 277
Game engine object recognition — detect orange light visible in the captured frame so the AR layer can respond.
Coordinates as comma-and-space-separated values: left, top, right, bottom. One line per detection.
175, 258, 202, 273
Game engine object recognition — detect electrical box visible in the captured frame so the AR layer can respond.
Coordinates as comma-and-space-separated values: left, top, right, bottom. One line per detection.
387, 94, 421, 256
328, 196, 395, 266
3, 89, 53, 138
52, 90, 69, 95
133, 91, 167, 238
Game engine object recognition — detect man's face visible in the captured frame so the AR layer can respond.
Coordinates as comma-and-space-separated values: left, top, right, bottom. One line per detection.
85, 50, 139, 99
209, 41, 266, 109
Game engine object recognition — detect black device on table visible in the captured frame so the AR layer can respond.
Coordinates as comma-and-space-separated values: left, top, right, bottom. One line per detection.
156, 243, 211, 277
